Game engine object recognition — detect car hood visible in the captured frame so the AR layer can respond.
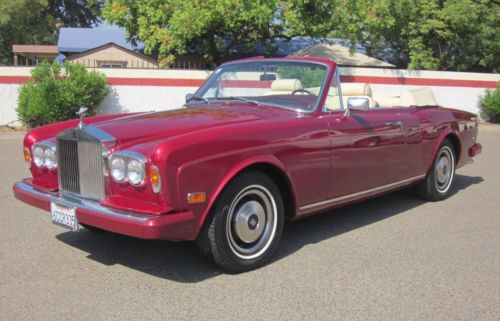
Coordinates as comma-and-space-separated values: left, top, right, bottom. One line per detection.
93, 104, 283, 146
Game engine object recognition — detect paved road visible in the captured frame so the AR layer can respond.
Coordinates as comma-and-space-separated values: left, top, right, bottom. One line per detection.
0, 127, 499, 321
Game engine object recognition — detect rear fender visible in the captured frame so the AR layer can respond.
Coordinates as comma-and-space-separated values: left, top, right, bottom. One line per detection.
426, 127, 459, 172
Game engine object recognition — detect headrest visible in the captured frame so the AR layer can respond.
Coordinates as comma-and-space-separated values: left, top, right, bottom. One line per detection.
341, 83, 372, 97
271, 79, 303, 92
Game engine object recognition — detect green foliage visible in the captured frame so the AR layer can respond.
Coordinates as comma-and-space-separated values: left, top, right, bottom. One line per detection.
479, 84, 500, 123
289, 0, 499, 72
0, 0, 56, 64
48, 0, 103, 27
103, 0, 285, 67
0, 0, 103, 65
17, 62, 110, 128
277, 65, 326, 88
102, 0, 499, 72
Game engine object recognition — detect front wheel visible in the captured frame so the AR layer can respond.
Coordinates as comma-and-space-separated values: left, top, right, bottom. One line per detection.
196, 171, 284, 273
416, 139, 456, 201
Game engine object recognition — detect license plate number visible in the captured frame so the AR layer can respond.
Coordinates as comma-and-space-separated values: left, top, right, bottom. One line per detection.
50, 201, 78, 231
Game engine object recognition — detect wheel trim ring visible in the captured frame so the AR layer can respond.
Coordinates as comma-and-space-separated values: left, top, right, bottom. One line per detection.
434, 146, 454, 193
226, 185, 278, 260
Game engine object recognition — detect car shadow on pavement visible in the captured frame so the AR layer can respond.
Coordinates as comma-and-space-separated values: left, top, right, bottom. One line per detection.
275, 174, 483, 261
55, 174, 483, 283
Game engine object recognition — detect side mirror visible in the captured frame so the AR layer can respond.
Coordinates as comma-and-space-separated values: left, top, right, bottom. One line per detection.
185, 93, 194, 103
347, 97, 370, 110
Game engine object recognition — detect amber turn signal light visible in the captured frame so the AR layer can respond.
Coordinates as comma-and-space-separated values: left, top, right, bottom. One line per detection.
187, 192, 206, 204
150, 165, 161, 193
23, 147, 32, 163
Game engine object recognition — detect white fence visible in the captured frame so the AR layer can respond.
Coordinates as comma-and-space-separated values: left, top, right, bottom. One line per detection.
0, 66, 498, 127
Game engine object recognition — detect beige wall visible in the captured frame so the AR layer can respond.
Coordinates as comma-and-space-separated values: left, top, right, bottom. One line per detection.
67, 46, 158, 69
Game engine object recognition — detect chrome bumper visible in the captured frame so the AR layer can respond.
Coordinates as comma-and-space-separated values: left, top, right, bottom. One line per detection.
14, 181, 153, 222
13, 181, 197, 240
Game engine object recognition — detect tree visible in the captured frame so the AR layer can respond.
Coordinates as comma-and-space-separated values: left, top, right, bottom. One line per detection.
102, 0, 498, 72
48, 0, 103, 27
0, 0, 56, 64
284, 0, 499, 72
0, 0, 103, 65
103, 0, 289, 66
363, 0, 499, 72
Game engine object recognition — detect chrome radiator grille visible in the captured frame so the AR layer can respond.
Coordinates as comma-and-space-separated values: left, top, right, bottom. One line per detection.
57, 137, 105, 200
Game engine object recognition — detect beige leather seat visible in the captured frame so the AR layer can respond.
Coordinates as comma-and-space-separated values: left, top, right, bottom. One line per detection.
373, 87, 438, 107
264, 79, 303, 95
340, 83, 374, 110
400, 88, 437, 106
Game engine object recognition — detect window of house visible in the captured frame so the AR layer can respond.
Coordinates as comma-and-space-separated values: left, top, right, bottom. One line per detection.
97, 61, 127, 68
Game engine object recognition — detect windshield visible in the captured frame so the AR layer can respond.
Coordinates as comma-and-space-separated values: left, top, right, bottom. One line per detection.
192, 60, 329, 112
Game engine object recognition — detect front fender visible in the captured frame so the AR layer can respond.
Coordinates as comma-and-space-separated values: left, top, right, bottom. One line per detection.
177, 154, 296, 238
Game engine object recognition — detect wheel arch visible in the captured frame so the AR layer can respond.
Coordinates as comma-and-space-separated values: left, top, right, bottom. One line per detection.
426, 128, 461, 172
238, 162, 296, 221
445, 133, 461, 164
196, 157, 297, 237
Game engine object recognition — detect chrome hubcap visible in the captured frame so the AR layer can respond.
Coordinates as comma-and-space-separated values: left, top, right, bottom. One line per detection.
226, 185, 277, 260
436, 157, 449, 184
435, 146, 454, 193
233, 200, 265, 243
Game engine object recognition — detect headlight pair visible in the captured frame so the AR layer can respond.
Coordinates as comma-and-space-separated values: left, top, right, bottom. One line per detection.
109, 152, 146, 186
32, 142, 57, 170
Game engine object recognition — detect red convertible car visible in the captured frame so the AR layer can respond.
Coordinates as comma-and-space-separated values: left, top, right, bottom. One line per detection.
13, 57, 482, 272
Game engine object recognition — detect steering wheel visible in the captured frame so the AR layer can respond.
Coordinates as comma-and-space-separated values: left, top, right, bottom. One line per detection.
291, 89, 316, 96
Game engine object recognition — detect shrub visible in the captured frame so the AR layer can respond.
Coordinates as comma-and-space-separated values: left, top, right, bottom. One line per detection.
479, 84, 500, 123
17, 62, 110, 128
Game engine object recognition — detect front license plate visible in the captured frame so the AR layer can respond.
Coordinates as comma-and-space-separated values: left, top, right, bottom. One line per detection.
50, 201, 78, 231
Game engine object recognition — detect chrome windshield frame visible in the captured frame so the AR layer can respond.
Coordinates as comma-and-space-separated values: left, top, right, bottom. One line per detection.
192, 59, 332, 114
322, 66, 345, 113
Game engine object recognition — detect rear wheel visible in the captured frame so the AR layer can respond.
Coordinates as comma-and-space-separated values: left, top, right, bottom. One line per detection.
196, 171, 284, 273
417, 139, 456, 201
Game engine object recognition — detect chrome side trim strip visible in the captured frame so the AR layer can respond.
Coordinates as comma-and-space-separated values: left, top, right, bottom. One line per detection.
15, 182, 153, 222
299, 174, 426, 211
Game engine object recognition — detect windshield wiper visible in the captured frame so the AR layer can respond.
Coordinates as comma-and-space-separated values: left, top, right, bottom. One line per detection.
186, 95, 208, 103
215, 97, 260, 106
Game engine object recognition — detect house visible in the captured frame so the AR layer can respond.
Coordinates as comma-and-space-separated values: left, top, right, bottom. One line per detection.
58, 27, 158, 68
12, 45, 59, 66
11, 27, 158, 69
64, 42, 158, 69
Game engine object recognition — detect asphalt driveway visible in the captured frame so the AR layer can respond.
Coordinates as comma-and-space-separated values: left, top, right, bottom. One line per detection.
0, 126, 499, 320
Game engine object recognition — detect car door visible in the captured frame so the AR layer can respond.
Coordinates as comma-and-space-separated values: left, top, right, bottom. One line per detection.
324, 109, 407, 200
321, 70, 408, 201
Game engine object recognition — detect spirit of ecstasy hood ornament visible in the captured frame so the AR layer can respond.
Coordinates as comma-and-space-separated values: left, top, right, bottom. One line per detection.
77, 107, 88, 129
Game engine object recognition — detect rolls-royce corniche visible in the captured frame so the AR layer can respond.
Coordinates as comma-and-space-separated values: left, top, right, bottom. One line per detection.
13, 57, 482, 272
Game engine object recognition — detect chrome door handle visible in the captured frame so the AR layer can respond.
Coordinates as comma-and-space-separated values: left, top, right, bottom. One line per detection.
384, 121, 403, 128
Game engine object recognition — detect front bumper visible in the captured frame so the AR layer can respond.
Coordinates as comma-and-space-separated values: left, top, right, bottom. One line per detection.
13, 181, 197, 240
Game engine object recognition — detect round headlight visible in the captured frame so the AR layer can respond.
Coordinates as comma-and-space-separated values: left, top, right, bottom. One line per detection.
33, 146, 44, 168
110, 157, 126, 182
127, 159, 145, 185
43, 148, 57, 170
